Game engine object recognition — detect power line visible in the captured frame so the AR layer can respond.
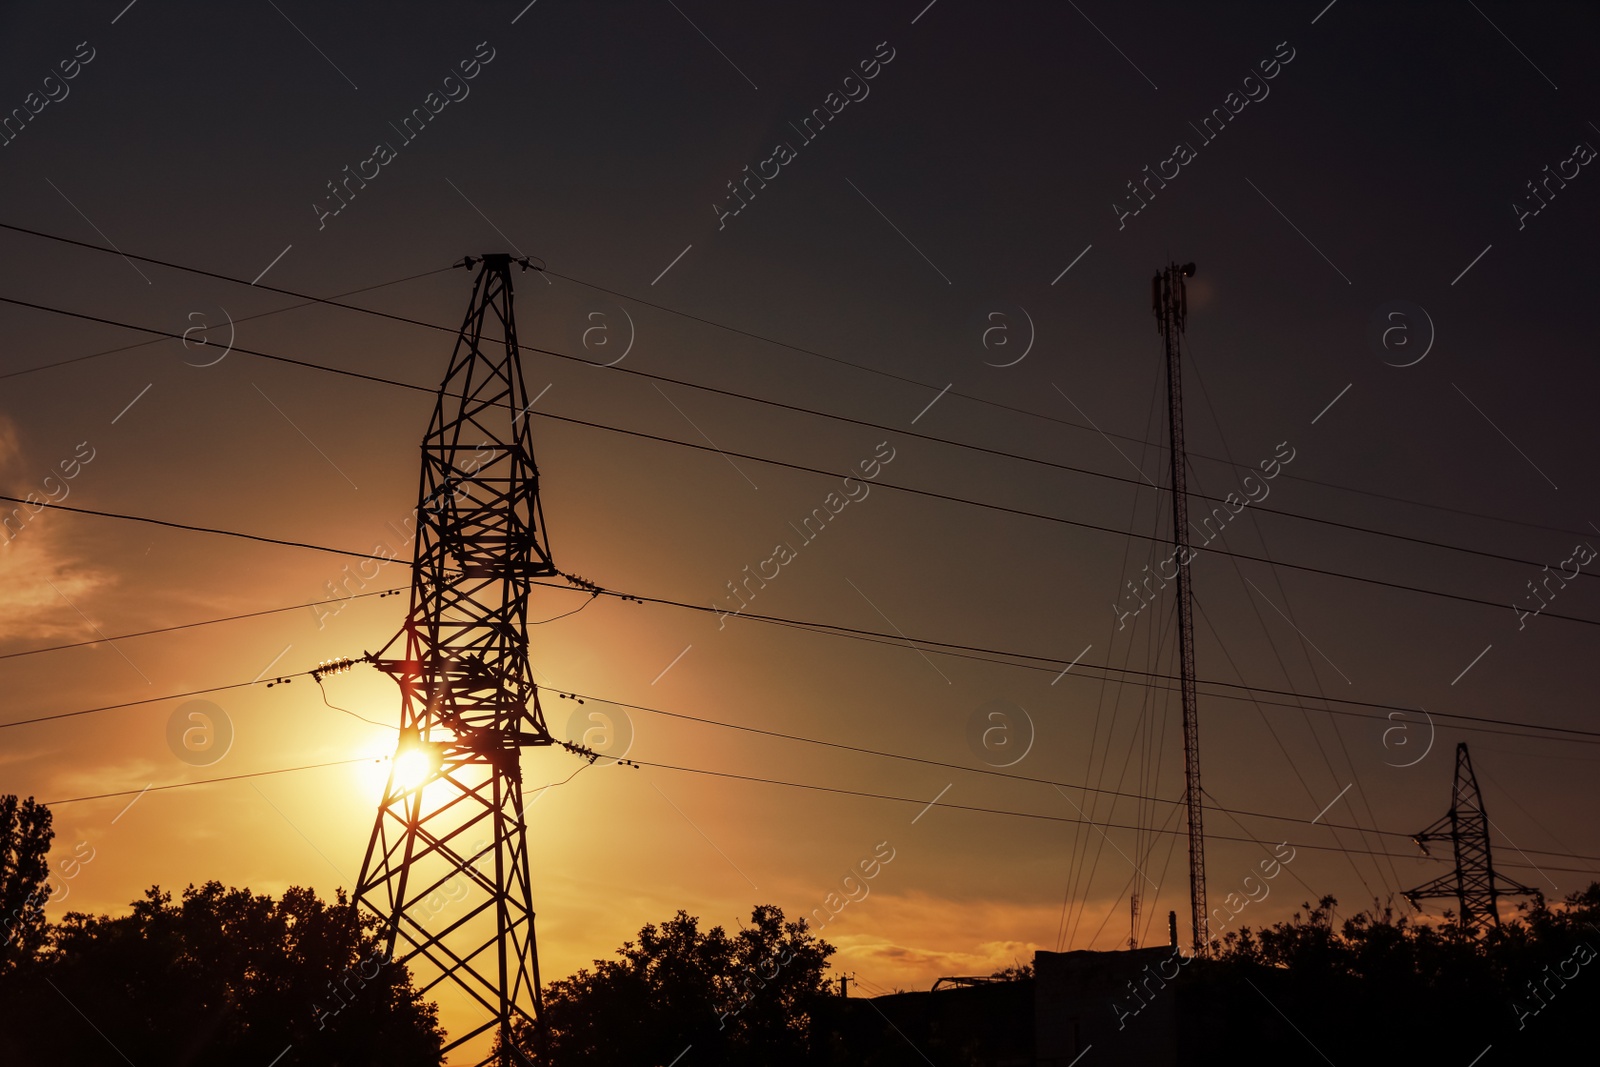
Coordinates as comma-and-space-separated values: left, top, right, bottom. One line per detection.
2, 217, 1591, 553
548, 584, 1600, 741
22, 297, 1595, 585
556, 687, 1185, 810
625, 757, 1600, 876
510, 349, 1600, 580
1062, 386, 1171, 955
10, 227, 1589, 927
563, 586, 1600, 749
450, 318, 1594, 581
314, 676, 395, 729
1188, 346, 1401, 904
0, 293, 439, 401
12, 640, 1596, 866
12, 658, 1596, 872
0, 490, 396, 562
12, 655, 1600, 863
551, 686, 1598, 863
33, 743, 1594, 877
0, 586, 407, 661
533, 266, 1600, 542
0, 300, 1587, 746
0, 286, 441, 687
0, 265, 453, 382
522, 432, 1600, 627
1, 512, 1595, 747
3, 297, 1595, 629
0, 219, 460, 346
40, 757, 374, 807
0, 672, 323, 730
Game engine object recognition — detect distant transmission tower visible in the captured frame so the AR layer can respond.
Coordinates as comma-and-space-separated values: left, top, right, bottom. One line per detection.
1403, 742, 1535, 933
1153, 261, 1207, 956
356, 254, 562, 1065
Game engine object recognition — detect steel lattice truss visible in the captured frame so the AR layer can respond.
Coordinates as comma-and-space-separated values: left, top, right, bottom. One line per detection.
355, 254, 557, 1065
1404, 742, 1535, 933
1154, 262, 1208, 956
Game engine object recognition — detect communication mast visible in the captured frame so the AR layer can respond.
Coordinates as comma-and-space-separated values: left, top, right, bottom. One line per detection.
1153, 262, 1207, 956
1404, 742, 1536, 933
355, 253, 561, 1065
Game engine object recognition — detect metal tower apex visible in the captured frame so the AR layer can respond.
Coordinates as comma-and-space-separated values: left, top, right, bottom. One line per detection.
460, 252, 539, 272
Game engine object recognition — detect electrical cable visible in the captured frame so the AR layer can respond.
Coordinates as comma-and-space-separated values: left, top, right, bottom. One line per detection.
0, 265, 454, 382
0, 586, 407, 661
17, 673, 1597, 873
533, 264, 1600, 542
0, 490, 397, 563
35, 746, 1593, 879
38, 755, 589, 809
9, 226, 1589, 922
1, 549, 1595, 746
549, 687, 1600, 865
1187, 345, 1395, 902
3, 312, 1597, 625
0, 221, 1590, 572
529, 592, 600, 625
622, 756, 1600, 876
40, 757, 373, 807
314, 676, 393, 729
0, 672, 319, 730
1062, 373, 1170, 951
5, 287, 1596, 622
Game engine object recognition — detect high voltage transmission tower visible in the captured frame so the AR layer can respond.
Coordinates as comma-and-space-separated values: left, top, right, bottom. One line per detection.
1153, 261, 1208, 956
355, 254, 564, 1065
1403, 742, 1536, 933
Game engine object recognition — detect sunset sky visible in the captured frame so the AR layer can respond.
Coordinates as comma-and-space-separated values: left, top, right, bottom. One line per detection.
3, 0, 1599, 1058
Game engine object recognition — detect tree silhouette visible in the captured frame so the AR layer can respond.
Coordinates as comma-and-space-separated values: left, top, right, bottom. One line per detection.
508, 904, 835, 1066
1188, 887, 1598, 1063
0, 794, 53, 970
0, 880, 444, 1066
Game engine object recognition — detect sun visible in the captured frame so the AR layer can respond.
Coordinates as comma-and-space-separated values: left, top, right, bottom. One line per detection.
393, 747, 436, 791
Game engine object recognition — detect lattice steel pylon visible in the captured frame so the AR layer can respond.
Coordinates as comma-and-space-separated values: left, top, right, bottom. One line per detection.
1153, 261, 1207, 956
355, 253, 560, 1065
1403, 742, 1535, 933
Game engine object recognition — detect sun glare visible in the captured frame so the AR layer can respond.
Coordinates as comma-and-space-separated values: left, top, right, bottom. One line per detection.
393, 747, 435, 791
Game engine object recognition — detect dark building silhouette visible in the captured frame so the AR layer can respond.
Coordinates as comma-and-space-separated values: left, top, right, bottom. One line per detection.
835, 944, 1185, 1066
1035, 946, 1180, 1066
835, 978, 1034, 1066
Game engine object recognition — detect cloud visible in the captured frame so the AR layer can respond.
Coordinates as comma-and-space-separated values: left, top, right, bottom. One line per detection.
814, 890, 1060, 992
0, 522, 113, 641
833, 934, 1044, 982
0, 740, 56, 771
0, 418, 114, 642
0, 415, 22, 475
